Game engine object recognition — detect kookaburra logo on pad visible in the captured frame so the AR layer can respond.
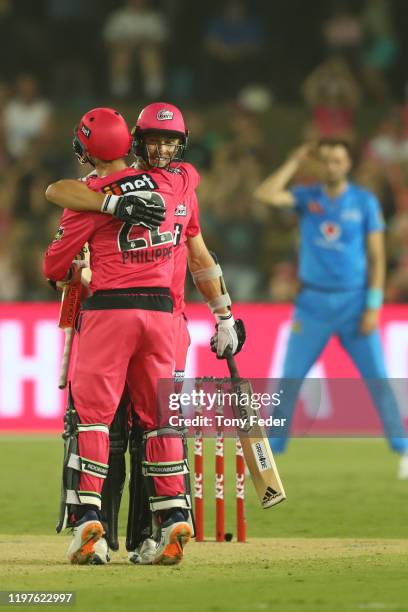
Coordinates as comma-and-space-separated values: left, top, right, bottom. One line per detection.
157, 109, 174, 121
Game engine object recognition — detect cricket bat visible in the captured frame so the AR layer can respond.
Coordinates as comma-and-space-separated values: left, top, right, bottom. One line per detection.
226, 353, 286, 509
57, 268, 83, 389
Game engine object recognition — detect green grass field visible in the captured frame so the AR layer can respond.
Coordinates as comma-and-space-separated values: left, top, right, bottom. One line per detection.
1, 436, 408, 611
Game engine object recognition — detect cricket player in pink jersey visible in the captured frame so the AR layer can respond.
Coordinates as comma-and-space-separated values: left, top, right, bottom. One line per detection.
45, 103, 245, 564
44, 107, 202, 566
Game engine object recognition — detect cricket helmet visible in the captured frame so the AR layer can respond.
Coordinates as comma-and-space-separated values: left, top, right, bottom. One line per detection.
73, 107, 132, 165
131, 102, 189, 163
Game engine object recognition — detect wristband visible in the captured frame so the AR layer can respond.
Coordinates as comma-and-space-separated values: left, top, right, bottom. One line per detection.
215, 312, 235, 328
101, 194, 120, 214
366, 288, 383, 310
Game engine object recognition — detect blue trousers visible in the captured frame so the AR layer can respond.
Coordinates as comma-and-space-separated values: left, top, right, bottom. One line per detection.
269, 287, 408, 454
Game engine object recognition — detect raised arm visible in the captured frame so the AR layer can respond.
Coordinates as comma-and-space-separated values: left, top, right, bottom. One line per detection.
254, 144, 313, 207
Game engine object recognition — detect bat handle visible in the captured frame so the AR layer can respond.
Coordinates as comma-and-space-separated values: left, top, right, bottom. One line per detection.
58, 327, 74, 389
224, 349, 240, 381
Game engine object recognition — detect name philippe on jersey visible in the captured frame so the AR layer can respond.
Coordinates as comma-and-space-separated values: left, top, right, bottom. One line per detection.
122, 246, 172, 264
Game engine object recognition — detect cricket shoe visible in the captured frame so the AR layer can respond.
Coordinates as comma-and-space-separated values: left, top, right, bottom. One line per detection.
128, 538, 157, 565
67, 511, 104, 565
153, 511, 192, 566
398, 452, 408, 480
90, 537, 110, 565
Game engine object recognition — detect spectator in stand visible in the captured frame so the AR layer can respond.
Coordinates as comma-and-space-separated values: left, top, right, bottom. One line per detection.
362, 110, 408, 216
321, 1, 363, 72
302, 57, 361, 139
3, 74, 53, 160
385, 213, 408, 302
365, 110, 408, 166
103, 0, 168, 99
183, 109, 221, 172
198, 108, 267, 299
45, 0, 102, 102
203, 0, 264, 100
361, 0, 398, 102
0, 230, 23, 300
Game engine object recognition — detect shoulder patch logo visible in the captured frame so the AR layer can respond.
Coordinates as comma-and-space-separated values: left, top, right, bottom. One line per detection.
157, 109, 174, 121
175, 203, 187, 216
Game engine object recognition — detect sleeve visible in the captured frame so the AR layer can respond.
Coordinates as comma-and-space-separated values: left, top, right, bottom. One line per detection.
43, 210, 97, 281
178, 162, 200, 193
364, 192, 385, 234
186, 192, 201, 238
289, 185, 312, 214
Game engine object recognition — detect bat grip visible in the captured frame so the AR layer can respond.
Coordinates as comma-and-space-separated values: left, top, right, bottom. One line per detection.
224, 349, 240, 381
58, 327, 74, 389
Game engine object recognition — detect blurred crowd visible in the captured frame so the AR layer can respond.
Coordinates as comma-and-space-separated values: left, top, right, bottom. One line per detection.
1, 0, 408, 302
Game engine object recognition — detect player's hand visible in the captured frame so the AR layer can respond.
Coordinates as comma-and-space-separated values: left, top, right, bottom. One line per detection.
359, 308, 379, 335
56, 260, 88, 290
210, 315, 246, 359
108, 191, 166, 229
289, 143, 315, 165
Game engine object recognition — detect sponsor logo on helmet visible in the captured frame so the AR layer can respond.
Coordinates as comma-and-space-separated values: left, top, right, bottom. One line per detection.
320, 221, 341, 241
81, 124, 91, 138
157, 109, 174, 121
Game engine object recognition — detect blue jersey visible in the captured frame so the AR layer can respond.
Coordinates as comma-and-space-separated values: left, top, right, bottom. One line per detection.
290, 182, 384, 290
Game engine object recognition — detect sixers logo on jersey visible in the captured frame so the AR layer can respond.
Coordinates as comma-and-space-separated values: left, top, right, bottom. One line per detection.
320, 221, 341, 241
175, 203, 187, 216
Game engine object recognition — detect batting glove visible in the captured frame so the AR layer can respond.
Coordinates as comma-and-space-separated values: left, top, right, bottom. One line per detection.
210, 314, 246, 359
101, 191, 165, 230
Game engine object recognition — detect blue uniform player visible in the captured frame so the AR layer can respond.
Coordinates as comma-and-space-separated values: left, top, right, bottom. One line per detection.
255, 139, 408, 478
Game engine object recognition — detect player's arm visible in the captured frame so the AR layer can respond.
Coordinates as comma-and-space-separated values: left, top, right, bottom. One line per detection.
45, 179, 165, 229
187, 233, 228, 314
254, 144, 313, 207
187, 232, 245, 358
43, 210, 96, 282
46, 179, 103, 211
360, 230, 385, 335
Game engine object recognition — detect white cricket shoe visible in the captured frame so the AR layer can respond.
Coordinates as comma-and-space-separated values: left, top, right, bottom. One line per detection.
398, 453, 408, 479
153, 511, 192, 566
66, 511, 104, 565
91, 537, 110, 565
128, 538, 157, 565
